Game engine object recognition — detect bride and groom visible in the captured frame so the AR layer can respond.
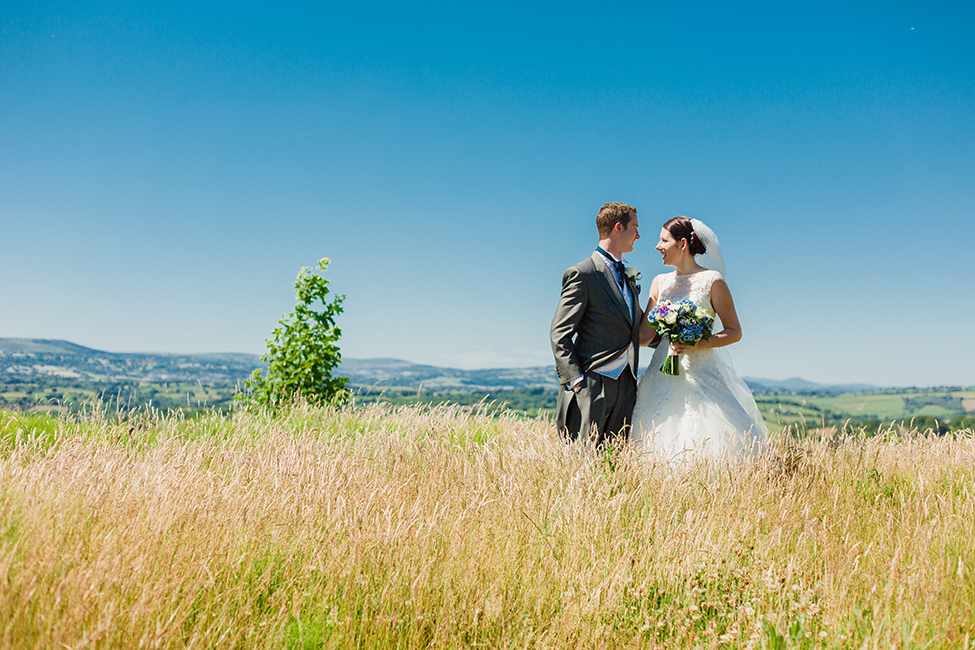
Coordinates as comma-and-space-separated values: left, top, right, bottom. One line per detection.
550, 202, 767, 460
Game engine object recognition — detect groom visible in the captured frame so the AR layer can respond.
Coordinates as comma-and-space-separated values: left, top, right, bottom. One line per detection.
550, 202, 642, 449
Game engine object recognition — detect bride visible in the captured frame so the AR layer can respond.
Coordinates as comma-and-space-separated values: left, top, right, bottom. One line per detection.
631, 216, 768, 460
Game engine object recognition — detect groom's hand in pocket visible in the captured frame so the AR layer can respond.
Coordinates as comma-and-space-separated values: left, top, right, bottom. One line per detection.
569, 376, 585, 393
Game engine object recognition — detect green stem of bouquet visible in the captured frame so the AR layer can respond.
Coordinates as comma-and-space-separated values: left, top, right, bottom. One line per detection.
660, 354, 680, 376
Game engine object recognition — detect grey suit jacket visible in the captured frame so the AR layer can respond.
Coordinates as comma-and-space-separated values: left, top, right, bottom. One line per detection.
550, 251, 641, 386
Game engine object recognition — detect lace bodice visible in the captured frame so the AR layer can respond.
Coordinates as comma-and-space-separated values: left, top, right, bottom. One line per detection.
656, 269, 722, 316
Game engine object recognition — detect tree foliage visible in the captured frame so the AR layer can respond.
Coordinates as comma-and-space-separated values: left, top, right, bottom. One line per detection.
241, 257, 349, 407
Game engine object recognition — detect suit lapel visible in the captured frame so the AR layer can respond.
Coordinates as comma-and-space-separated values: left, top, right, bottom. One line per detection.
590, 251, 633, 325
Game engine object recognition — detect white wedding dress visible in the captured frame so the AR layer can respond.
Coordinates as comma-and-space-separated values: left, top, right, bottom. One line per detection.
630, 269, 769, 461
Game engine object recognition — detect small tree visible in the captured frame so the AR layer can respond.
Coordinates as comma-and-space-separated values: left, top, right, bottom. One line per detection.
241, 257, 349, 407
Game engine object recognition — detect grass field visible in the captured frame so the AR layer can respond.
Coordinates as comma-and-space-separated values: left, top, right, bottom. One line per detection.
1, 404, 973, 648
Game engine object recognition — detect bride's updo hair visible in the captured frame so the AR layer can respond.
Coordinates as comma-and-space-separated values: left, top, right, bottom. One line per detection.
664, 216, 707, 255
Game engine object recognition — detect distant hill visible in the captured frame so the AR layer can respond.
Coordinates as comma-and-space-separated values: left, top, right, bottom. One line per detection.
0, 338, 263, 383
742, 376, 878, 394
1, 338, 878, 394
336, 358, 881, 394
0, 339, 561, 390
338, 360, 882, 394
336, 358, 559, 391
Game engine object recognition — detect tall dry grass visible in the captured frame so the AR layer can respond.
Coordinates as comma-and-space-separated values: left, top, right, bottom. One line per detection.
0, 403, 973, 649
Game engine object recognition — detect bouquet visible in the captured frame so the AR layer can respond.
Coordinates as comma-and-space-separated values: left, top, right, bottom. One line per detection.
647, 299, 715, 376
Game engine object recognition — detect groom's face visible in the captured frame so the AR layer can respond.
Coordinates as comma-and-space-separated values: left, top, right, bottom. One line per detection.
618, 212, 640, 253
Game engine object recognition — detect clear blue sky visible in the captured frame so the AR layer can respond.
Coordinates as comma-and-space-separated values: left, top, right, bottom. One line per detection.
2, 1, 973, 387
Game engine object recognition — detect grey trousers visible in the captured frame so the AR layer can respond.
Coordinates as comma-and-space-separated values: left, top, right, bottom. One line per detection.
556, 368, 637, 449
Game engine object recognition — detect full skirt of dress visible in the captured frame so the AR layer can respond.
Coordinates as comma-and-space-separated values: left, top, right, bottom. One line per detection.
630, 338, 769, 461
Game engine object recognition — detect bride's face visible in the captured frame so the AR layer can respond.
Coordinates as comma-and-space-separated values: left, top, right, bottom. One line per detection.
655, 228, 684, 266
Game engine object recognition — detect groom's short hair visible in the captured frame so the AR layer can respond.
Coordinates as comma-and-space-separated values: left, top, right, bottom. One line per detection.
596, 202, 637, 238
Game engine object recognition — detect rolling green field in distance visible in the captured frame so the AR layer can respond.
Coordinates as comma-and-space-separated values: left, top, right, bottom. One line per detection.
4, 339, 971, 434
0, 378, 238, 417
3, 376, 974, 435
809, 393, 910, 418
346, 384, 975, 434
755, 387, 975, 433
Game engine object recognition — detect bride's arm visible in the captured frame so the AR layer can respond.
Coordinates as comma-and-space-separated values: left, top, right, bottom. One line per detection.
672, 279, 741, 353
638, 275, 661, 347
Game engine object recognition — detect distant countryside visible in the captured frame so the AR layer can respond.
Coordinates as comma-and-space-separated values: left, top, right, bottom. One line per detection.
1, 337, 973, 433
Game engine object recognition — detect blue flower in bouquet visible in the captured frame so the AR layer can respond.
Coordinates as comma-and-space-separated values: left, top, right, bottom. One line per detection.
680, 324, 703, 341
